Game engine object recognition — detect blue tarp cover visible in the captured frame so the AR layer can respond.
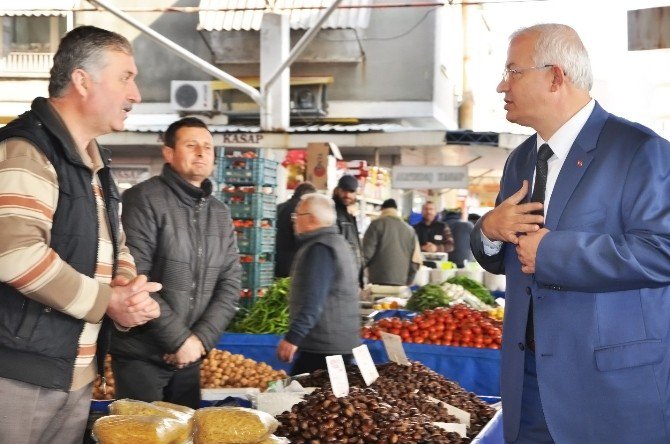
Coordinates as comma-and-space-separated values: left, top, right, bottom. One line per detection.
217, 333, 500, 396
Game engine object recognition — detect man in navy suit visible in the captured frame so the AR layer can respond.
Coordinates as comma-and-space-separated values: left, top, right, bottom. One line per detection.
471, 23, 670, 443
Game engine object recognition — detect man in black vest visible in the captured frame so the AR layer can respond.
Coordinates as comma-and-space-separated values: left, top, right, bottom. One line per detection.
0, 26, 160, 444
276, 193, 360, 375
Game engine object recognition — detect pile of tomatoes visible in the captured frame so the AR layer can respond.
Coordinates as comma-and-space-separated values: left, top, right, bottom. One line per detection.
361, 304, 502, 349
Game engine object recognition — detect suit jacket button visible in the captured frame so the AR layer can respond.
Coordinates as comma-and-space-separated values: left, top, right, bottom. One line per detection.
525, 287, 531, 295
518, 342, 525, 351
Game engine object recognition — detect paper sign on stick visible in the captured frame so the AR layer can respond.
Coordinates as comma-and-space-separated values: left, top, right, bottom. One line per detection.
326, 355, 350, 398
427, 396, 471, 426
380, 331, 410, 365
352, 344, 379, 385
433, 422, 467, 437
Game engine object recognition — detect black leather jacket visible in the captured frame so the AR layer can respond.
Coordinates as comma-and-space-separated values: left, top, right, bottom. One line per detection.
110, 164, 241, 365
333, 196, 363, 287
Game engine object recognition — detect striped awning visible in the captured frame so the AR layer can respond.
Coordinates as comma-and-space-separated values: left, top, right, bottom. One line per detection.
0, 1, 79, 16
198, 0, 372, 31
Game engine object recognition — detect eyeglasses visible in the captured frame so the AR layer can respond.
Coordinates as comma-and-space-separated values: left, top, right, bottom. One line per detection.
501, 64, 554, 83
290, 212, 311, 222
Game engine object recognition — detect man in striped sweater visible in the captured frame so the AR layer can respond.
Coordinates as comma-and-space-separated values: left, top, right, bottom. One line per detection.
0, 26, 161, 444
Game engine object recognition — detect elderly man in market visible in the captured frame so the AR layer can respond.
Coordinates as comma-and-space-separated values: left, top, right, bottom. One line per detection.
276, 193, 360, 375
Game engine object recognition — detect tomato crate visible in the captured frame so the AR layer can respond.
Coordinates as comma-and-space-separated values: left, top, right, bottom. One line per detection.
218, 157, 278, 186
223, 192, 277, 219
235, 226, 275, 254
241, 261, 274, 289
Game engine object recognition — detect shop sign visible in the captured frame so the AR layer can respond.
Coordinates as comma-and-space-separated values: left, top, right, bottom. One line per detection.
392, 165, 469, 189
222, 133, 264, 144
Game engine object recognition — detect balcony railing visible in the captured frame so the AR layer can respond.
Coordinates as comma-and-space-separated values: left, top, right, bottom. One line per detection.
0, 52, 54, 78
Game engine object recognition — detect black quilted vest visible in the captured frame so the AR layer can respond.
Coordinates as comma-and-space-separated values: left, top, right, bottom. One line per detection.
0, 98, 120, 391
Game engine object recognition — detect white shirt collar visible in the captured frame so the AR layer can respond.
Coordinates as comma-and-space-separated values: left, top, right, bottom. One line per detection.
536, 98, 595, 157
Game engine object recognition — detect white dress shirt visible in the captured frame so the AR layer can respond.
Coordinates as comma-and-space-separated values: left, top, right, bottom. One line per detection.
482, 99, 596, 255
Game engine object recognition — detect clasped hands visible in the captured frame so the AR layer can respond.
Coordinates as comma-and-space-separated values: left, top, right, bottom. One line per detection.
480, 180, 550, 274
107, 275, 161, 328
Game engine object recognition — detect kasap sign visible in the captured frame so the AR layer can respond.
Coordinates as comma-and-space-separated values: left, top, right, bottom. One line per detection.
392, 166, 469, 189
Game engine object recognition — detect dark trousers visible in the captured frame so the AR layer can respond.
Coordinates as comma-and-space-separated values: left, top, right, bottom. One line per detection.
112, 356, 201, 409
290, 351, 354, 376
509, 350, 554, 443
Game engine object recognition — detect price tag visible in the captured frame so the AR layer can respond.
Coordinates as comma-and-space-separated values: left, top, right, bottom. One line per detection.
433, 422, 467, 437
427, 396, 471, 426
352, 344, 379, 386
326, 355, 350, 398
380, 331, 410, 365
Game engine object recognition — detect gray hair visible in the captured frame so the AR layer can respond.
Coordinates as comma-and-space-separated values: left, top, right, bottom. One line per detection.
511, 23, 593, 91
300, 193, 336, 227
49, 26, 133, 98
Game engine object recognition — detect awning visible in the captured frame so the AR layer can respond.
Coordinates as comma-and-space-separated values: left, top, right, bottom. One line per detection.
198, 0, 372, 31
0, 1, 79, 16
99, 116, 447, 153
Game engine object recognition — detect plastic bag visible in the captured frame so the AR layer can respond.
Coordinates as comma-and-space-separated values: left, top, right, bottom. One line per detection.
193, 406, 279, 444
92, 415, 188, 444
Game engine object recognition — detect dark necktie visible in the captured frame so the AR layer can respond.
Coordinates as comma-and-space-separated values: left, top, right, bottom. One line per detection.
530, 143, 554, 215
526, 143, 553, 351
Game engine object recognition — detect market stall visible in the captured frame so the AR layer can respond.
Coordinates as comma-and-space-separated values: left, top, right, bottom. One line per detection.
216, 332, 501, 397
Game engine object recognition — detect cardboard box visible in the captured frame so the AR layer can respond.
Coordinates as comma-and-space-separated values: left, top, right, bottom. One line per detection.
305, 142, 342, 190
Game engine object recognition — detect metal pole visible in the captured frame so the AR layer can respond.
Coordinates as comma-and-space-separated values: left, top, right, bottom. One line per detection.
263, 0, 345, 93
87, 0, 262, 106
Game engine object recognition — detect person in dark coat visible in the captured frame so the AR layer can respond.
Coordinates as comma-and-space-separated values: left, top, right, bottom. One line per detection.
276, 193, 359, 375
274, 182, 317, 278
110, 117, 241, 409
414, 201, 455, 253
332, 174, 364, 287
441, 209, 475, 268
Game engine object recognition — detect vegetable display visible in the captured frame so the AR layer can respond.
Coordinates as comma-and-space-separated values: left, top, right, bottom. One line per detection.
405, 284, 450, 312
361, 304, 502, 349
228, 277, 290, 334
447, 276, 495, 305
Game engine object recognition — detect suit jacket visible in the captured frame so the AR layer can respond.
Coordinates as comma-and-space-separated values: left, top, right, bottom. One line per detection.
471, 102, 670, 443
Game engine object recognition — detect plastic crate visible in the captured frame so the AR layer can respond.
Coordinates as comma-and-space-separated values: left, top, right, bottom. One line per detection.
241, 261, 274, 289
224, 192, 277, 219
218, 157, 278, 186
236, 226, 275, 254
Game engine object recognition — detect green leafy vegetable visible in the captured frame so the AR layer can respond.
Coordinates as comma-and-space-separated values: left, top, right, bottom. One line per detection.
446, 276, 494, 305
228, 277, 291, 334
406, 284, 450, 312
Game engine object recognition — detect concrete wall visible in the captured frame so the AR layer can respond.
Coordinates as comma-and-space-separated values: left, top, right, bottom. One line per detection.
77, 0, 438, 104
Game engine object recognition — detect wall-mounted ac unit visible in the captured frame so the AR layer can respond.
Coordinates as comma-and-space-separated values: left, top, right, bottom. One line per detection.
170, 81, 214, 111
290, 84, 328, 117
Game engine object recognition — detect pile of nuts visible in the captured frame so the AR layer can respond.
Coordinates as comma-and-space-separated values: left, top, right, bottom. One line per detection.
295, 361, 496, 438
92, 354, 115, 400
276, 386, 466, 443
200, 349, 287, 390
92, 350, 287, 399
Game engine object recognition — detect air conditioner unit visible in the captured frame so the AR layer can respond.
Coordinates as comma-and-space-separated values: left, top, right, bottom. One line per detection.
290, 84, 328, 117
170, 81, 214, 111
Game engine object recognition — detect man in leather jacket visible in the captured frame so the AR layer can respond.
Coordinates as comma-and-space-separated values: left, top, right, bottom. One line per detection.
110, 117, 241, 408
332, 174, 364, 287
